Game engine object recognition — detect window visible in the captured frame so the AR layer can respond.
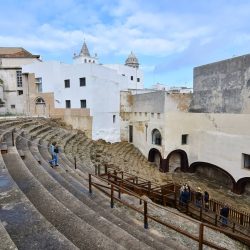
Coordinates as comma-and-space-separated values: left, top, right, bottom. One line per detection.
65, 100, 71, 108
80, 99, 86, 108
152, 129, 162, 146
182, 134, 188, 145
84, 59, 87, 63
151, 113, 154, 118
145, 112, 147, 117
139, 112, 142, 116
35, 77, 43, 92
113, 115, 116, 123
131, 76, 134, 80
11, 105, 15, 109
16, 70, 22, 87
137, 78, 140, 82
64, 79, 70, 88
243, 154, 250, 169
17, 90, 23, 95
35, 97, 45, 104
80, 77, 86, 86
157, 113, 160, 119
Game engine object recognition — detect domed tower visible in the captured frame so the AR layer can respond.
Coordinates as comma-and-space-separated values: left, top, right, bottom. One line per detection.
73, 41, 98, 64
125, 52, 139, 69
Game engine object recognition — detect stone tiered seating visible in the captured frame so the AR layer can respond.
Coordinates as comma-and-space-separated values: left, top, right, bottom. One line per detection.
0, 118, 248, 249
0, 130, 77, 250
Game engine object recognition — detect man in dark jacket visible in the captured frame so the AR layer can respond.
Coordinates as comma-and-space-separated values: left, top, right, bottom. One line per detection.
220, 204, 229, 226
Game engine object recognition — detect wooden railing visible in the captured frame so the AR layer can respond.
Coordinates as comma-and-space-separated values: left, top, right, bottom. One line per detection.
89, 173, 250, 249
95, 165, 250, 231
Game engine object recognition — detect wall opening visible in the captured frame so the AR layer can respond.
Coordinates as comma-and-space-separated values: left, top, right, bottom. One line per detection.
242, 154, 250, 169
129, 125, 133, 143
152, 129, 162, 146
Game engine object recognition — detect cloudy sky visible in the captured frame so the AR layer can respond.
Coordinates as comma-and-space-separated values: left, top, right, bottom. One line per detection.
1, 0, 250, 87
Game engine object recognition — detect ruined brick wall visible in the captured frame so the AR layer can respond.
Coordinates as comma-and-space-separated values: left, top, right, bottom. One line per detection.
190, 54, 250, 113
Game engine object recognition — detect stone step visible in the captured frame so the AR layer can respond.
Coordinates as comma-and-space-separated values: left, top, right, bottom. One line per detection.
2, 146, 125, 250
34, 137, 181, 250
0, 217, 17, 250
16, 135, 153, 250
0, 169, 77, 250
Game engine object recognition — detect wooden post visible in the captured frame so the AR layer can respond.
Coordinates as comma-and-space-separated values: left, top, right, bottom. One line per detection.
198, 223, 204, 250
95, 165, 97, 175
74, 156, 77, 169
215, 214, 218, 226
144, 200, 148, 229
111, 184, 114, 208
118, 182, 121, 199
12, 130, 14, 146
121, 171, 124, 180
174, 190, 177, 208
232, 222, 235, 233
240, 213, 243, 225
98, 165, 100, 175
89, 174, 92, 194
148, 181, 151, 196
104, 165, 107, 174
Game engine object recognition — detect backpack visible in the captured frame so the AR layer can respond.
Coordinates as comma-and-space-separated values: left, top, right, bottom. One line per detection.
54, 147, 59, 153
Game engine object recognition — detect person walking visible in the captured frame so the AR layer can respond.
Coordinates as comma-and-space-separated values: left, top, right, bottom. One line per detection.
49, 142, 58, 167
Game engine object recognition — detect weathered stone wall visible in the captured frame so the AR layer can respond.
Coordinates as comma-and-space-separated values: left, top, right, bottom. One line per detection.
190, 54, 250, 113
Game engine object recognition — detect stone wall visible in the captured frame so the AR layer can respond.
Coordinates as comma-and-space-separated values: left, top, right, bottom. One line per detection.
190, 54, 250, 113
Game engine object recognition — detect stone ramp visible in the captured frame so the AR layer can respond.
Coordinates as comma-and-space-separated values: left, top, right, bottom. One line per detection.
2, 147, 125, 250
16, 135, 155, 250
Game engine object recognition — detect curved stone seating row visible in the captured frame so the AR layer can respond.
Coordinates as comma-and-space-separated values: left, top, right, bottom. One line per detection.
0, 130, 77, 250
3, 132, 124, 250
16, 134, 152, 250
29, 133, 178, 249
33, 127, 180, 249
0, 220, 17, 250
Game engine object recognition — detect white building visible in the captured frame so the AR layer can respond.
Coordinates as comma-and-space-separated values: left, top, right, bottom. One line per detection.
0, 47, 40, 114
23, 42, 143, 142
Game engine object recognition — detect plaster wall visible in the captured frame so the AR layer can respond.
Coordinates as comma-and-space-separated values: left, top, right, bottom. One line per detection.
190, 54, 250, 113
23, 61, 143, 142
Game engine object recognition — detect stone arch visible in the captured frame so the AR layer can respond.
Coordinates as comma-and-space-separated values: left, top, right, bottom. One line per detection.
35, 96, 46, 116
189, 162, 236, 191
148, 148, 165, 171
165, 149, 189, 172
151, 129, 162, 146
234, 177, 250, 194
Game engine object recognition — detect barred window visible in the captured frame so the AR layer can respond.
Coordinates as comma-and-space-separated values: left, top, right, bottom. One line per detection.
16, 71, 22, 87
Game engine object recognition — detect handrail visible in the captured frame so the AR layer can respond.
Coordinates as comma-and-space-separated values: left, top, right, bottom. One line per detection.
99, 166, 250, 229
89, 173, 250, 249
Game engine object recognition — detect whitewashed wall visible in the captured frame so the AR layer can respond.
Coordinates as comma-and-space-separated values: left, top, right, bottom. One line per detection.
23, 61, 144, 142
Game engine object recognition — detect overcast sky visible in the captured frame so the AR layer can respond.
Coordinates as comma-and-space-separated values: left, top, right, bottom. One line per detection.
1, 0, 250, 87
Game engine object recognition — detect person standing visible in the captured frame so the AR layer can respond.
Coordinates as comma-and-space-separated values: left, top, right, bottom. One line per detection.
220, 204, 229, 226
204, 191, 209, 212
195, 187, 203, 208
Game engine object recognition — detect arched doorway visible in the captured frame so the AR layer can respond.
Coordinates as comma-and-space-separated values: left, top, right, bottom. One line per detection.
165, 150, 189, 172
189, 162, 236, 191
35, 97, 46, 116
152, 129, 162, 146
148, 148, 162, 170
234, 177, 250, 194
